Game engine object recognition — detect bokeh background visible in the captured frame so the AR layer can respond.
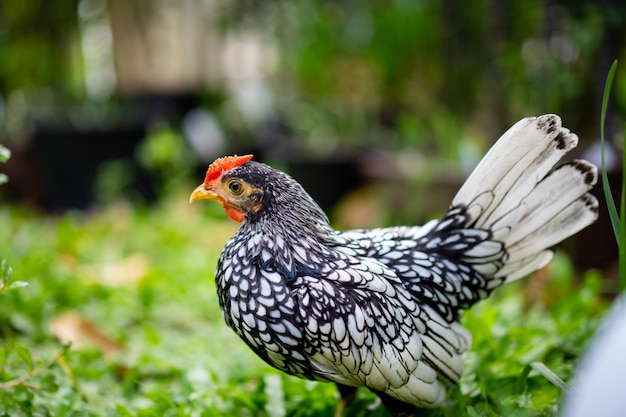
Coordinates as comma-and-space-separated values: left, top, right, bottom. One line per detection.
2, 0, 623, 274
0, 1, 624, 416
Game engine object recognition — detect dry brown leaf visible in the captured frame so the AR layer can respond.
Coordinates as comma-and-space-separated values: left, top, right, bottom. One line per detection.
49, 311, 124, 357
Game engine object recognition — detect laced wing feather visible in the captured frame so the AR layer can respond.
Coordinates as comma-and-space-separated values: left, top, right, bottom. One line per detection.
343, 209, 506, 323
295, 250, 468, 408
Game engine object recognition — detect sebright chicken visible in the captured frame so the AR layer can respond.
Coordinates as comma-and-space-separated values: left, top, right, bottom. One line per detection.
189, 115, 598, 416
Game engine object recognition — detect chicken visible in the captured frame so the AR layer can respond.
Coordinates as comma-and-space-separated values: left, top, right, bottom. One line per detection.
189, 115, 598, 416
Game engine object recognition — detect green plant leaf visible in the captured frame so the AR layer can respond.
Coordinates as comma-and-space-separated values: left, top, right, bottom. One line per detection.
13, 343, 34, 373
466, 406, 483, 417
1, 259, 11, 278
0, 145, 10, 163
115, 404, 134, 417
6, 281, 29, 291
0, 260, 14, 293
0, 347, 7, 373
600, 60, 621, 244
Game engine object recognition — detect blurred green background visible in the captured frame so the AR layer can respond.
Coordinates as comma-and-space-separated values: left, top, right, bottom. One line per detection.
1, 0, 625, 215
0, 0, 624, 416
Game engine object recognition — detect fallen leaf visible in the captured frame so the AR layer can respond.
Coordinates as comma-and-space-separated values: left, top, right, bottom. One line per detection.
49, 311, 124, 357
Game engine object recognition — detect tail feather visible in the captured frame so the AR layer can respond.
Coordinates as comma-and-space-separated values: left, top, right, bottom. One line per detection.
494, 251, 554, 283
499, 161, 597, 248
453, 114, 598, 284
502, 195, 598, 268
351, 115, 598, 323
453, 115, 579, 228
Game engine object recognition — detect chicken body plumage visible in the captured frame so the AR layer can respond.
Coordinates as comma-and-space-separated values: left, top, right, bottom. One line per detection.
191, 115, 599, 415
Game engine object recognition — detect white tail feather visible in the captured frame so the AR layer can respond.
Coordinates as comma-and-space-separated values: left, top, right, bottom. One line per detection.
501, 161, 596, 247
453, 115, 598, 284
495, 251, 554, 283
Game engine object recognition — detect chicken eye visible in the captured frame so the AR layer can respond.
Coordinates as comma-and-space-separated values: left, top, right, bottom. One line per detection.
227, 180, 244, 195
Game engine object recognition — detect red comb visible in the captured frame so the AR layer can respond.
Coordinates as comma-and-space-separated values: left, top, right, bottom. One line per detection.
204, 154, 254, 184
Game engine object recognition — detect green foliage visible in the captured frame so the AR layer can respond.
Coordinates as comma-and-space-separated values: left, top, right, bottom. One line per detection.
449, 257, 606, 417
0, 0, 80, 96
136, 124, 196, 190
0, 194, 608, 416
248, 0, 620, 158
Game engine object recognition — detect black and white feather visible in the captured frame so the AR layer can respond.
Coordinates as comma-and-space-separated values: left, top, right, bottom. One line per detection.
212, 115, 598, 413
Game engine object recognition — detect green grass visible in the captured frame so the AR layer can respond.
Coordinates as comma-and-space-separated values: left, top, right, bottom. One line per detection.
600, 59, 626, 293
0, 187, 609, 416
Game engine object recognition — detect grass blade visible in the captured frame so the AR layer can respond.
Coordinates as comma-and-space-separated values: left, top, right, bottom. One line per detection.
531, 362, 568, 392
600, 60, 621, 244
620, 126, 626, 292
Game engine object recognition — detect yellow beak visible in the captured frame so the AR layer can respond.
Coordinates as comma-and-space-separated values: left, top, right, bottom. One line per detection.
189, 184, 220, 204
